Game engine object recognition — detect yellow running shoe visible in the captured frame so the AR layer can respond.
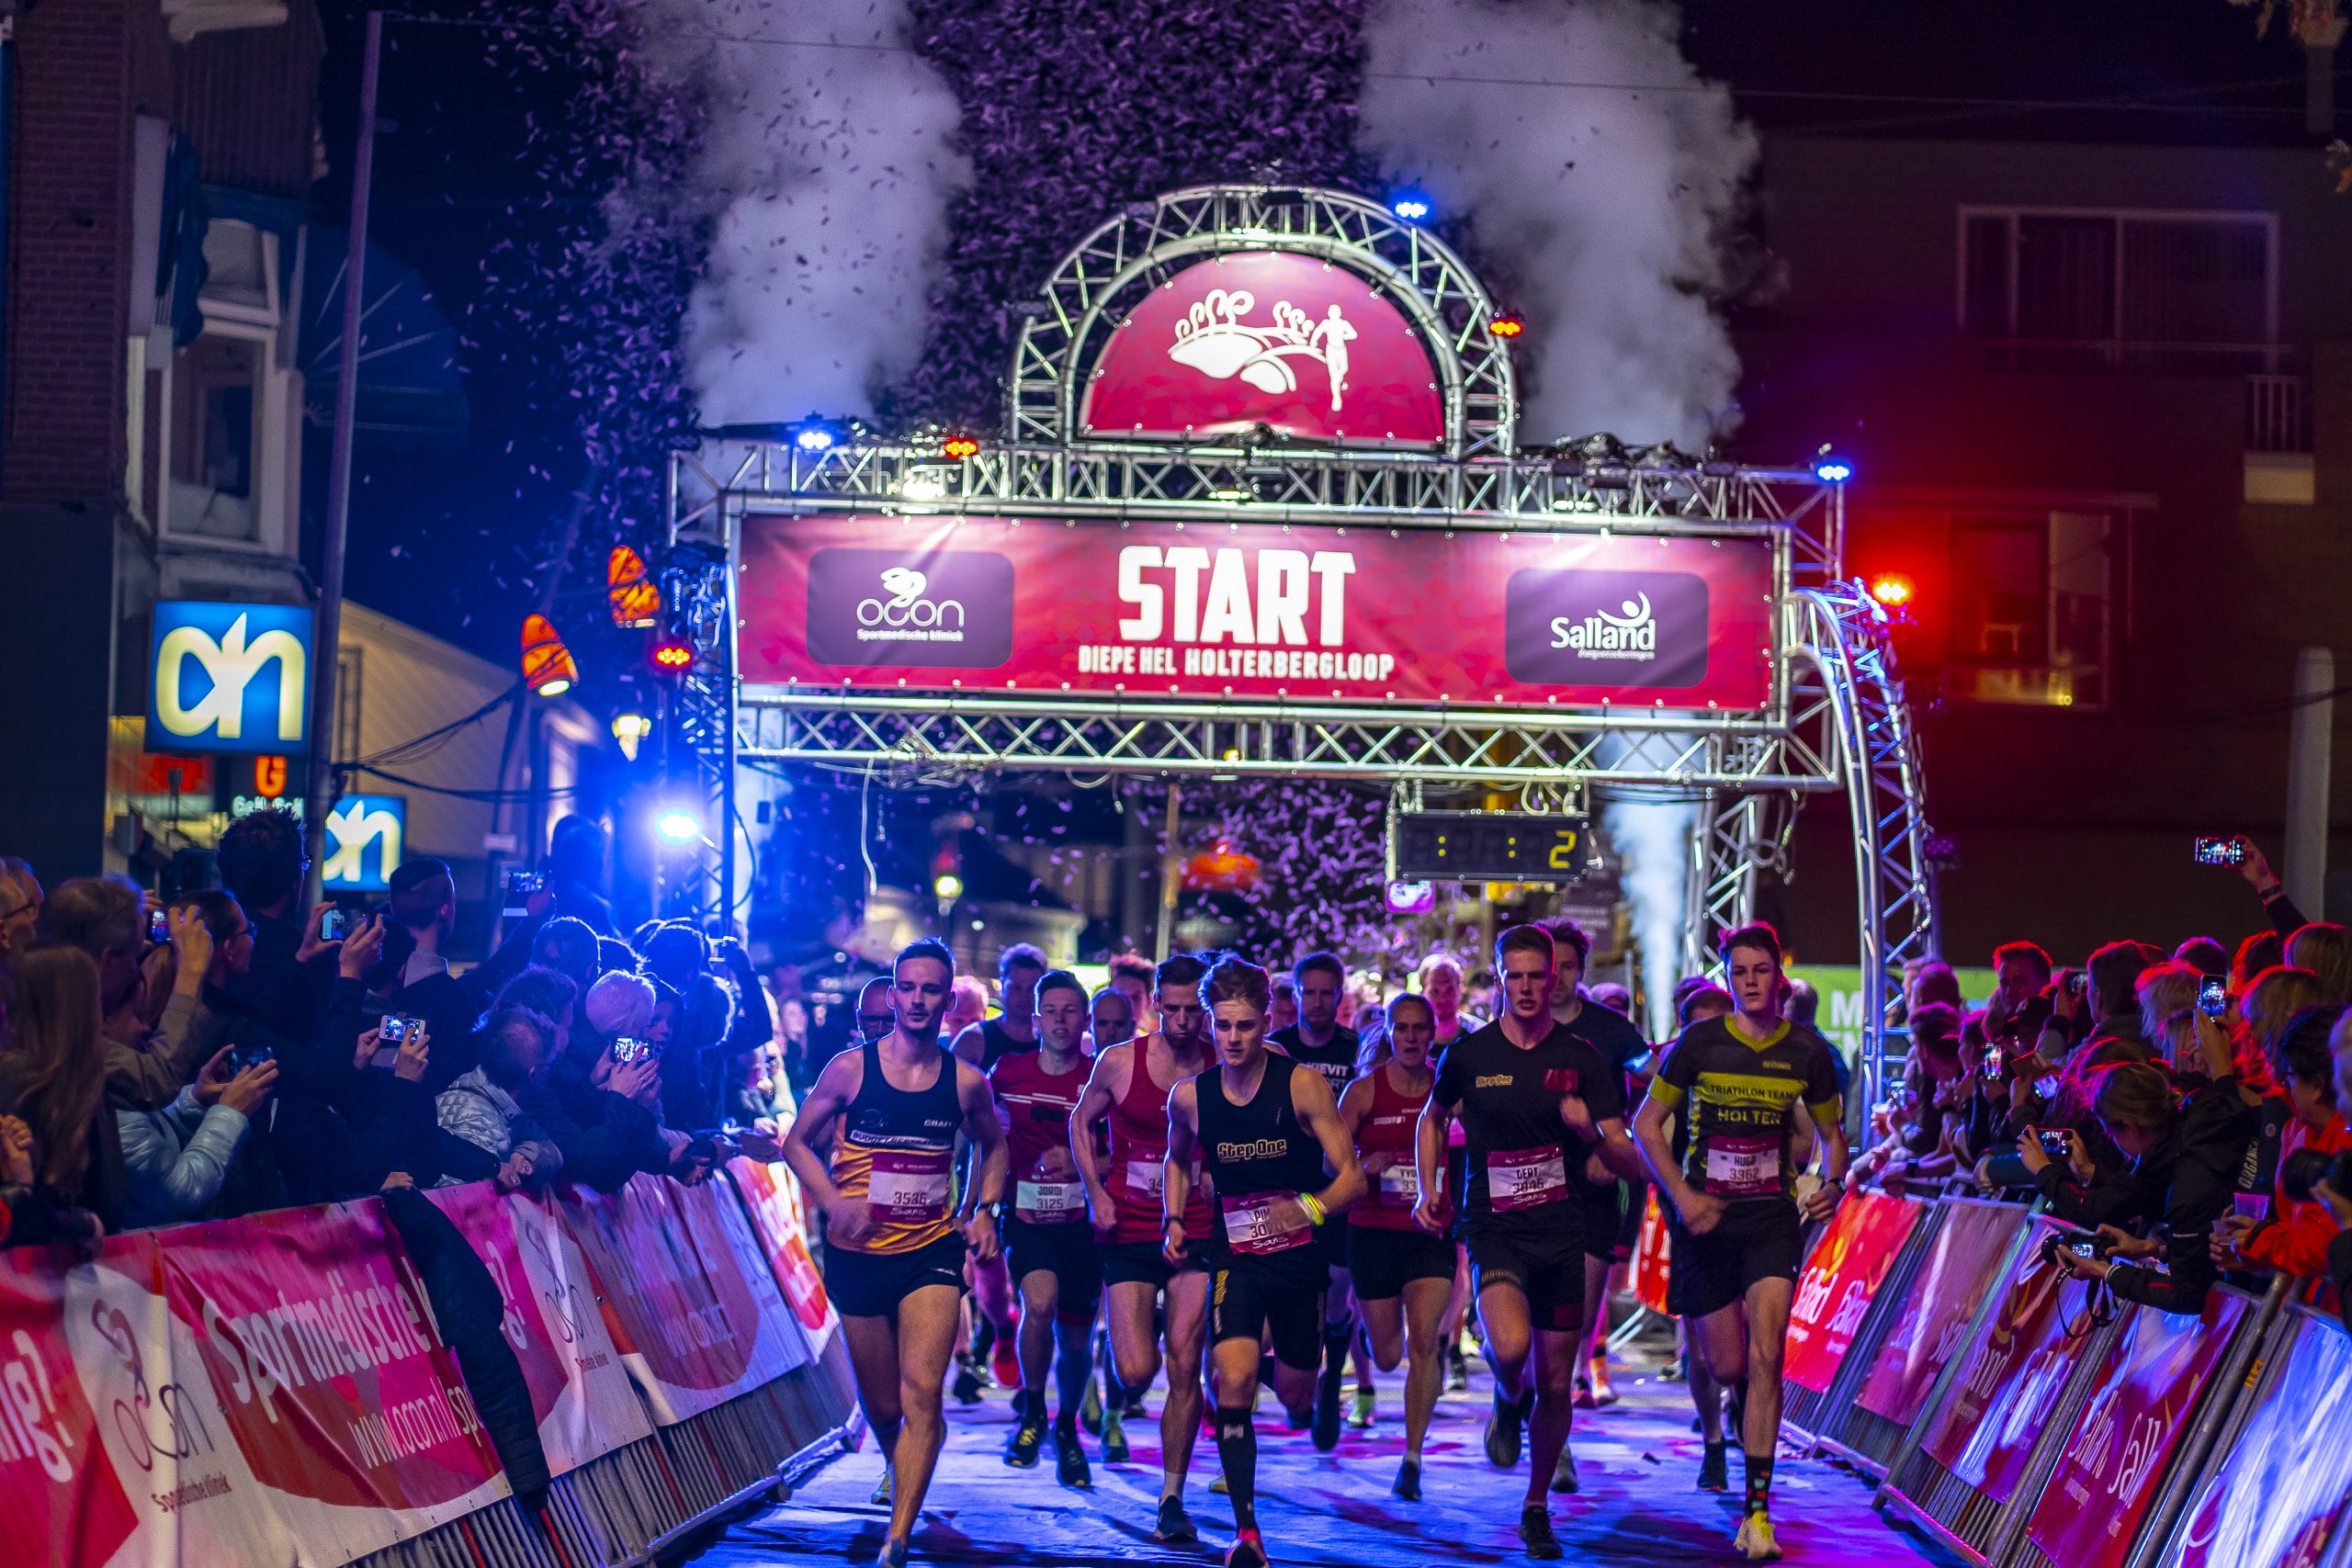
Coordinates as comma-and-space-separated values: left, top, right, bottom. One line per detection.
1735, 1509, 1783, 1562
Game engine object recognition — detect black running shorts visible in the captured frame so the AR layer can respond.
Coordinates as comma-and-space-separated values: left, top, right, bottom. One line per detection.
1005, 1217, 1105, 1322
1101, 1237, 1207, 1291
1208, 1251, 1327, 1369
1667, 1200, 1805, 1321
1580, 1178, 1628, 1265
1346, 1224, 1457, 1302
1464, 1223, 1584, 1332
825, 1233, 967, 1319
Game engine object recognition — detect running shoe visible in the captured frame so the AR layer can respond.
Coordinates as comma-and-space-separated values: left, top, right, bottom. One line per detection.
1080, 1376, 1104, 1437
1589, 1355, 1619, 1407
1446, 1347, 1470, 1393
1484, 1389, 1530, 1470
1225, 1529, 1270, 1568
1392, 1457, 1422, 1502
951, 1357, 984, 1406
870, 1465, 894, 1507
1572, 1376, 1597, 1411
1735, 1509, 1783, 1562
1348, 1388, 1375, 1429
1155, 1495, 1199, 1545
1005, 1413, 1046, 1469
1311, 1368, 1344, 1451
1101, 1409, 1130, 1465
880, 1539, 910, 1568
1550, 1442, 1579, 1494
1697, 1443, 1730, 1492
1283, 1403, 1312, 1432
1519, 1505, 1564, 1561
991, 1338, 1022, 1391
1054, 1424, 1091, 1488
1210, 1472, 1229, 1495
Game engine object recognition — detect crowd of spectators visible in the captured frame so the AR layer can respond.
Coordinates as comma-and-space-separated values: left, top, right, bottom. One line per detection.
0, 811, 786, 1250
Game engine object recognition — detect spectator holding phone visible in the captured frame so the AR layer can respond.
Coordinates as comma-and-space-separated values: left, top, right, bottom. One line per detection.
435, 1007, 565, 1191
2214, 1006, 2350, 1279
116, 1039, 275, 1229
215, 810, 337, 1043
35, 876, 214, 1111
2136, 963, 2203, 1073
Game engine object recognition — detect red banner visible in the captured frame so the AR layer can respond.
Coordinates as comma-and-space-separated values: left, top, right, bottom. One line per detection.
1629, 1187, 1672, 1315
1919, 1220, 2102, 1502
2024, 1289, 2247, 1568
0, 1244, 142, 1568
739, 513, 1779, 714
2175, 1313, 2352, 1568
728, 1157, 838, 1355
1783, 1192, 1923, 1394
1856, 1201, 2026, 1427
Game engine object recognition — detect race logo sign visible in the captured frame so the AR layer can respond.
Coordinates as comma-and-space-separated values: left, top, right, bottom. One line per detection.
1502, 570, 1712, 688
805, 549, 1016, 670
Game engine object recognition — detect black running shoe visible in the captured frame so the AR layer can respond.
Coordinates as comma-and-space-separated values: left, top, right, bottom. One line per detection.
1550, 1442, 1579, 1494
1225, 1529, 1270, 1568
951, 1358, 984, 1406
1102, 1409, 1130, 1464
1156, 1495, 1200, 1545
1055, 1424, 1091, 1488
1698, 1442, 1730, 1493
1312, 1368, 1343, 1451
1393, 1457, 1422, 1501
1005, 1415, 1046, 1469
1519, 1506, 1564, 1561
1485, 1389, 1529, 1469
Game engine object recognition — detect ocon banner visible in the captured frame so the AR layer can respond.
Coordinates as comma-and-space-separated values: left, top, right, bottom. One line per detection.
727, 1157, 839, 1356
2171, 1312, 2352, 1568
740, 513, 1778, 713
1856, 1200, 2027, 1427
1783, 1192, 1923, 1395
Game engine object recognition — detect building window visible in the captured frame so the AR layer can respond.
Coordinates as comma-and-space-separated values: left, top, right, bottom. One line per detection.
1948, 510, 2111, 709
167, 333, 263, 540
1959, 208, 2276, 373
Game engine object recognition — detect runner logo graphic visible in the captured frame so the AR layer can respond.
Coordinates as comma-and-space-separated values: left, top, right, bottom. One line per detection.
808, 548, 1015, 669
1503, 570, 1711, 689
1167, 288, 1359, 412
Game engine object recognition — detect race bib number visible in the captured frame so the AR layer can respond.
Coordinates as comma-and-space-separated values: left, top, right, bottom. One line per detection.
1016, 1179, 1086, 1224
1702, 1134, 1781, 1198
1222, 1193, 1310, 1255
1488, 1145, 1567, 1211
1126, 1158, 1167, 1201
868, 1149, 952, 1224
1375, 1163, 1422, 1206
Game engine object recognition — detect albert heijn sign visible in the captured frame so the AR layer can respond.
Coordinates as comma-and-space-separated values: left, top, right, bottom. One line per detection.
144, 599, 313, 756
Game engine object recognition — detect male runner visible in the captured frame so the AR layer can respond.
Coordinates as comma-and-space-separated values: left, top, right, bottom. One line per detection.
1090, 984, 1136, 1051
1545, 919, 1649, 1428
1634, 923, 1846, 1564
954, 943, 1047, 1393
854, 977, 898, 1044
1107, 952, 1159, 1036
1268, 950, 1362, 1450
1166, 957, 1365, 1568
1414, 924, 1645, 1560
1419, 951, 1480, 1393
1339, 992, 1454, 1500
1071, 953, 1216, 1543
990, 968, 1102, 1485
779, 939, 1008, 1568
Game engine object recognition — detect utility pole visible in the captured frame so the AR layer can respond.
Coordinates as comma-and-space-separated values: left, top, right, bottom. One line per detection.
2285, 647, 2335, 919
305, 9, 382, 891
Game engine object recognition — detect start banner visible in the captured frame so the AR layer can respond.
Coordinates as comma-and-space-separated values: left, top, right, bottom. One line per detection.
2024, 1288, 2248, 1568
728, 1156, 839, 1356
739, 513, 1779, 714
1783, 1192, 1922, 1395
2170, 1312, 2352, 1568
1857, 1200, 2025, 1427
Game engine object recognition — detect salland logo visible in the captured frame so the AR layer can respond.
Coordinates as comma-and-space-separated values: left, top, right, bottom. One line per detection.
145, 600, 314, 754
323, 795, 406, 891
1503, 569, 1712, 690
1166, 288, 1358, 412
807, 547, 1015, 670
1552, 592, 1657, 660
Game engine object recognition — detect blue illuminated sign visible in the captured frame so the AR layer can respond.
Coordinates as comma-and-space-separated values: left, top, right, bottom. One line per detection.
145, 600, 313, 756
322, 795, 407, 892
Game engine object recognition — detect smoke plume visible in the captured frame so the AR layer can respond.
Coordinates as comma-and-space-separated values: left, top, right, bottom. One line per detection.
626, 0, 971, 424
1356, 0, 1757, 447
1601, 795, 1696, 1041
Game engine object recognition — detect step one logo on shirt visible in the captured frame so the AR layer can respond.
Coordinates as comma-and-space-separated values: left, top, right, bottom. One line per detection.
1501, 569, 1711, 688
807, 548, 1016, 669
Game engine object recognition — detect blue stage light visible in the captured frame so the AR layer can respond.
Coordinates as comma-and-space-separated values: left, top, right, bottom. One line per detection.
1814, 457, 1853, 483
1390, 193, 1431, 222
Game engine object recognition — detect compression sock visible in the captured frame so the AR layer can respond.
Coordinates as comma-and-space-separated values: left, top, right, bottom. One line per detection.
1743, 1452, 1775, 1515
1213, 1407, 1259, 1530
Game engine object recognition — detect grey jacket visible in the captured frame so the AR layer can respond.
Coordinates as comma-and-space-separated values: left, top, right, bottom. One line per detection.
115, 1085, 249, 1229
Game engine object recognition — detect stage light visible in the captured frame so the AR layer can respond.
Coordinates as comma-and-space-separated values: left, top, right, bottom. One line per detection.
1869, 574, 1914, 608
655, 806, 702, 844
899, 473, 948, 501
611, 711, 651, 761
1815, 455, 1854, 483
942, 434, 980, 460
650, 637, 694, 673
933, 872, 964, 902
1390, 192, 1431, 221
794, 417, 840, 453
1488, 312, 1526, 339
605, 547, 662, 629
520, 615, 578, 698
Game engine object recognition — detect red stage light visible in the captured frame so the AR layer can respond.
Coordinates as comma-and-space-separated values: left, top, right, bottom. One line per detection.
606, 546, 662, 629
1869, 574, 1915, 609
942, 434, 980, 460
1489, 312, 1526, 339
650, 638, 694, 672
521, 615, 579, 697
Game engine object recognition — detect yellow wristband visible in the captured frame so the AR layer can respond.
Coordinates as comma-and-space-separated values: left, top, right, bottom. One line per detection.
1298, 1191, 1326, 1227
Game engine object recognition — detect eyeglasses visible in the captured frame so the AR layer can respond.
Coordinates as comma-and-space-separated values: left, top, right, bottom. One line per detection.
0, 897, 31, 923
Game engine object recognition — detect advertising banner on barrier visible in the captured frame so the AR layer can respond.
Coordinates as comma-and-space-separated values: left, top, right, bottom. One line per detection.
1629, 1187, 1672, 1315
426, 1184, 653, 1473
1920, 1221, 2100, 1502
739, 513, 1780, 715
2024, 1289, 2247, 1568
1857, 1201, 2024, 1426
1785, 1192, 1922, 1394
728, 1156, 839, 1355
559, 1175, 805, 1425
2171, 1313, 2352, 1568
0, 1242, 145, 1567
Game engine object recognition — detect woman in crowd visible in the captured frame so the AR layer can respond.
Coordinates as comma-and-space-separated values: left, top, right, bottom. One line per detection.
2136, 961, 2202, 1071
2290, 924, 2352, 1010
0, 946, 124, 1233
2216, 1005, 2352, 1279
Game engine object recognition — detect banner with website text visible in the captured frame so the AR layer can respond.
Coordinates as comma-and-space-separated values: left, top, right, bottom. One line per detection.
739, 513, 1779, 713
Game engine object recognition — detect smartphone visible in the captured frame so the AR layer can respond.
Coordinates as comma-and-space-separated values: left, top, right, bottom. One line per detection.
379, 1013, 419, 1046
2198, 976, 2229, 1020
2194, 836, 2247, 867
149, 908, 171, 943
503, 869, 544, 919
319, 906, 348, 942
611, 1036, 653, 1065
222, 1042, 276, 1076
2040, 1130, 2071, 1157
2064, 972, 2086, 998
2071, 1241, 2100, 1259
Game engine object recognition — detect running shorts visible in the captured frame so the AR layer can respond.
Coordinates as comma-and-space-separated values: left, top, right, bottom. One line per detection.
825, 1233, 967, 1319
1464, 1224, 1584, 1331
1346, 1224, 1457, 1302
1101, 1237, 1206, 1290
1580, 1177, 1628, 1265
1005, 1217, 1105, 1323
1668, 1200, 1805, 1320
1209, 1253, 1327, 1369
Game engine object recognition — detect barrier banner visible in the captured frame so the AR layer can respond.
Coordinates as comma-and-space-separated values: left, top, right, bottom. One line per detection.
1784, 1192, 1922, 1394
426, 1184, 653, 1474
558, 1174, 805, 1425
728, 1156, 838, 1355
2024, 1289, 2247, 1568
1629, 1188, 1672, 1315
2171, 1314, 2352, 1568
1919, 1221, 2100, 1502
683, 1164, 813, 1375
1857, 1201, 2022, 1425
0, 1242, 143, 1567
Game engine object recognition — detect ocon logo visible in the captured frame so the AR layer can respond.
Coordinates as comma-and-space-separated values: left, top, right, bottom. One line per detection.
322, 795, 406, 892
855, 567, 967, 641
145, 601, 313, 755
1550, 593, 1657, 660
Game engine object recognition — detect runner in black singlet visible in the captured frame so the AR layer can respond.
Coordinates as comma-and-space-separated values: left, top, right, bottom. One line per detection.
953, 944, 1047, 1398
1166, 957, 1365, 1568
1266, 949, 1363, 1450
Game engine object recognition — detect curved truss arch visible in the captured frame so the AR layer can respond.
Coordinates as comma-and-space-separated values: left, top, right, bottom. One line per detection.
1009, 185, 1519, 457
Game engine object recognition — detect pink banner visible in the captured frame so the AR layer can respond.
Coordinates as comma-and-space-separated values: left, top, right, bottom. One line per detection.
425, 1184, 653, 1473
727, 1156, 838, 1355
0, 1244, 142, 1568
1784, 1192, 1922, 1394
1920, 1220, 2102, 1502
2175, 1314, 2352, 1568
1857, 1201, 2026, 1426
558, 1175, 806, 1425
2024, 1289, 2246, 1568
